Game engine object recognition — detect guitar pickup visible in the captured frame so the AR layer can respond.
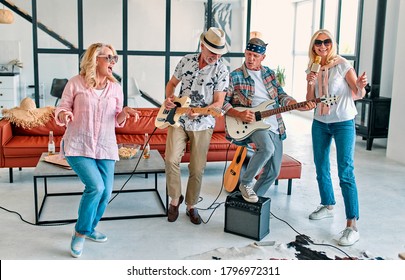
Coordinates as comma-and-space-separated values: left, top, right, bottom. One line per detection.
255, 111, 262, 121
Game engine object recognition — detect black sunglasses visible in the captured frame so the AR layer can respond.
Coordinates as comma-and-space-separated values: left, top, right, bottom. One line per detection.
314, 39, 332, 47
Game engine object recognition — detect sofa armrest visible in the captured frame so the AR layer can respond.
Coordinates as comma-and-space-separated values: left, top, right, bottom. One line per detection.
0, 119, 13, 145
0, 119, 14, 167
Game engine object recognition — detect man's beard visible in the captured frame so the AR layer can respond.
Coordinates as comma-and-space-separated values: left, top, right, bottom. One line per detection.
204, 57, 217, 65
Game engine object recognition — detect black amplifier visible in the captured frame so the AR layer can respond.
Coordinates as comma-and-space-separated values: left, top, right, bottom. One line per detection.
224, 192, 270, 241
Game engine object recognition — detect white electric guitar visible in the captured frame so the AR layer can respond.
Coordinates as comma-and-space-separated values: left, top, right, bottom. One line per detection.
226, 96, 339, 141
155, 96, 223, 129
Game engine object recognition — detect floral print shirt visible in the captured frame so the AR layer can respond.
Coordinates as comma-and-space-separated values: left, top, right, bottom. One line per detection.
173, 53, 229, 131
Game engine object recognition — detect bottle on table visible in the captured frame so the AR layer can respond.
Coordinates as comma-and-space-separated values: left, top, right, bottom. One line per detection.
143, 133, 150, 159
48, 131, 55, 155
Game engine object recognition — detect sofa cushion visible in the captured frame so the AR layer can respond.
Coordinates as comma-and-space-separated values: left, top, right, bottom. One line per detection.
277, 154, 302, 179
214, 115, 226, 132
3, 135, 62, 157
115, 108, 168, 135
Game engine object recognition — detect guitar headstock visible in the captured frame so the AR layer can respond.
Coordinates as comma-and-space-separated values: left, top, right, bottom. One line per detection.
320, 95, 340, 106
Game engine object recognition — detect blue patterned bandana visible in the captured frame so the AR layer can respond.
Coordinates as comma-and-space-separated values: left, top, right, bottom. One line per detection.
246, 43, 266, 54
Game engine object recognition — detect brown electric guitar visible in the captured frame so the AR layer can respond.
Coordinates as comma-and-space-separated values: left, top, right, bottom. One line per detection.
223, 146, 253, 192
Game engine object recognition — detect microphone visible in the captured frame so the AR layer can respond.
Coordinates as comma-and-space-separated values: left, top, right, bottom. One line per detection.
309, 56, 321, 85
311, 56, 321, 73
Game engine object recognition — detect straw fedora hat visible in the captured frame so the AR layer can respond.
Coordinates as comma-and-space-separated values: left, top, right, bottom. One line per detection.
200, 27, 228, 55
1, 97, 54, 129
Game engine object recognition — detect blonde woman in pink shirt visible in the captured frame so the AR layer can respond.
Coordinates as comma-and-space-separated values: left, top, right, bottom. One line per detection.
55, 43, 139, 258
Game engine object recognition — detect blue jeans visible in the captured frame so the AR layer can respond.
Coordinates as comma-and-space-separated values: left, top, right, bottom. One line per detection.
312, 119, 359, 220
65, 156, 115, 235
241, 129, 283, 197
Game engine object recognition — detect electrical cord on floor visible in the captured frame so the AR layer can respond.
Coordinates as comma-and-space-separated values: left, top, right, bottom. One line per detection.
0, 205, 73, 226
0, 127, 159, 226
108, 126, 158, 204
0, 137, 356, 259
270, 211, 354, 260
191, 140, 354, 259
197, 141, 233, 224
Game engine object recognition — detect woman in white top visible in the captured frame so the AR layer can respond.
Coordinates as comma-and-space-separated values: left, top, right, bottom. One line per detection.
305, 29, 368, 246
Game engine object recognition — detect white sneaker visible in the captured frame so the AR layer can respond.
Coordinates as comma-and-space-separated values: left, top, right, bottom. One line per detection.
239, 184, 258, 203
309, 205, 334, 220
338, 227, 360, 246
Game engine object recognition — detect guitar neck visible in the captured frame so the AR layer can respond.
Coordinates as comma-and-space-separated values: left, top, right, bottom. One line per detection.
260, 97, 321, 118
175, 107, 217, 115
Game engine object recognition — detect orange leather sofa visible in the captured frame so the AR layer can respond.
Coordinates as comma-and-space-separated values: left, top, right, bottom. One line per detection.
1, 108, 301, 194
0, 108, 239, 182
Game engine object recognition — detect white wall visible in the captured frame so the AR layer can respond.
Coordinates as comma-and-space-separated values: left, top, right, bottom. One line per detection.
358, 0, 377, 83
387, 0, 405, 163
357, 0, 405, 163
0, 2, 33, 100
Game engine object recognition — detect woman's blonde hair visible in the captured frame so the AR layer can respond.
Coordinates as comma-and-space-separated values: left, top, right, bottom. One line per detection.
307, 29, 338, 68
79, 43, 118, 88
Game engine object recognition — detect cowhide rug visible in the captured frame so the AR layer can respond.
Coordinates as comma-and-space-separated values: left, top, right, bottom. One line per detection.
185, 235, 384, 260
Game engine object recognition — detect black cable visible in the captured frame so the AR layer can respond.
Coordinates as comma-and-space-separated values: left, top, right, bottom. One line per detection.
0, 136, 357, 259
0, 205, 73, 226
197, 141, 233, 224
270, 211, 354, 260
192, 138, 354, 259
0, 126, 159, 226
108, 126, 158, 204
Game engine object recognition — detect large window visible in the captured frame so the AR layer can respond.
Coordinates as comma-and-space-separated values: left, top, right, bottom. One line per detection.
28, 0, 362, 107
339, 0, 360, 57
291, 0, 362, 102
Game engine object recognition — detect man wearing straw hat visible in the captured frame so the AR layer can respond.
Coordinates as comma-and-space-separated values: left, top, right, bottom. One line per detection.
164, 27, 229, 225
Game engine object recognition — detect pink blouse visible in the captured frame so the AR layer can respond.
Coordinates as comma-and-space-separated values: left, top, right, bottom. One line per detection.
55, 74, 125, 160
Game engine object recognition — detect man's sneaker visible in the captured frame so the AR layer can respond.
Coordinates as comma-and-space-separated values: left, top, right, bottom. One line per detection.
338, 227, 360, 246
70, 233, 85, 258
309, 205, 334, 220
86, 230, 108, 243
239, 184, 258, 203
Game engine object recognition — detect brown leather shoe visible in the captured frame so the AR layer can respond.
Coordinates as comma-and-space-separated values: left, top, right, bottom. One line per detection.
186, 208, 202, 225
167, 195, 184, 222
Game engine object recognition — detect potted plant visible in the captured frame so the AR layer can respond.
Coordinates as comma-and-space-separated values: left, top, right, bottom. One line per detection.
275, 66, 286, 87
8, 59, 23, 73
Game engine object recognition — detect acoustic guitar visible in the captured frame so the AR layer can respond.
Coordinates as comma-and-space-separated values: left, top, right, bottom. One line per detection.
225, 96, 339, 141
224, 146, 254, 192
155, 96, 223, 129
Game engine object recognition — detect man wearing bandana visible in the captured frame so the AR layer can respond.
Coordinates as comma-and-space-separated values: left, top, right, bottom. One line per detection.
223, 37, 314, 203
